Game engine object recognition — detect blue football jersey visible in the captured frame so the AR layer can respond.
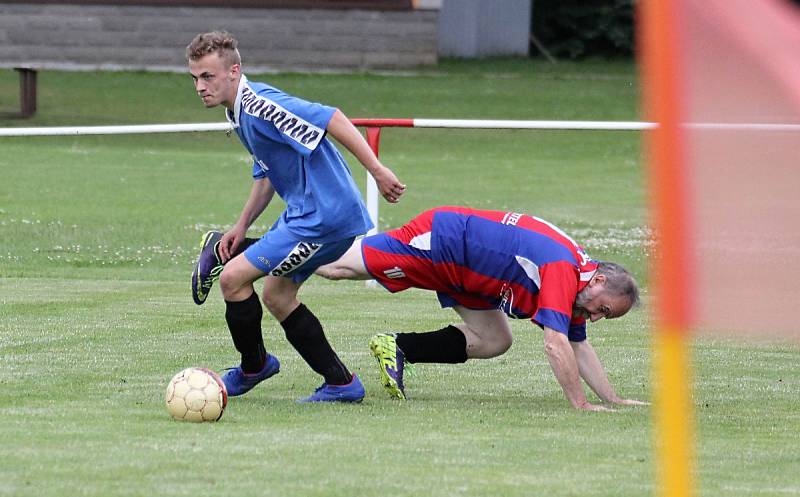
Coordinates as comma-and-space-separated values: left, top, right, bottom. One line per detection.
225, 75, 373, 242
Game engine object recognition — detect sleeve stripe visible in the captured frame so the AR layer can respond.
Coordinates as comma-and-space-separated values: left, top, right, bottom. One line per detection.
240, 86, 325, 151
533, 307, 571, 335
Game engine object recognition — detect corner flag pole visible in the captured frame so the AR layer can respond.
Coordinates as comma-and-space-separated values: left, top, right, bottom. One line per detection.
640, 1, 695, 497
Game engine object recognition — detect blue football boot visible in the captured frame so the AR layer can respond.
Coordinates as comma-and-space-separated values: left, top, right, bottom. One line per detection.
220, 354, 281, 397
298, 374, 365, 403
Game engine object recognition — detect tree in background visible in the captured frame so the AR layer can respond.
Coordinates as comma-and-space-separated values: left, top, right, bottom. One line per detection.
531, 0, 634, 59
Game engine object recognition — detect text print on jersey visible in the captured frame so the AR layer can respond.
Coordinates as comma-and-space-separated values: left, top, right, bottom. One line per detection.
241, 87, 324, 150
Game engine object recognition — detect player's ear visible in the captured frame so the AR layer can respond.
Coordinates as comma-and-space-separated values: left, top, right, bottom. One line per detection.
591, 273, 607, 287
228, 64, 241, 80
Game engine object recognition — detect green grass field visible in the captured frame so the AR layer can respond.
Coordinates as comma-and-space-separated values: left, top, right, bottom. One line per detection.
1, 60, 798, 497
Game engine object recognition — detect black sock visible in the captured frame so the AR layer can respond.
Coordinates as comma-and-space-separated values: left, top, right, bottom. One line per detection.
225, 292, 266, 374
280, 303, 351, 385
395, 325, 468, 364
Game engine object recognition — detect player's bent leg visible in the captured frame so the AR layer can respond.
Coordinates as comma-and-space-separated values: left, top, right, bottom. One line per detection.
191, 232, 260, 305
249, 233, 363, 402
264, 276, 361, 402
218, 254, 266, 302
453, 307, 513, 359
314, 239, 371, 281
216, 257, 279, 397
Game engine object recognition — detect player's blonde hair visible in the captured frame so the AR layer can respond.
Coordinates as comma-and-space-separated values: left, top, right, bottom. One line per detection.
186, 31, 242, 67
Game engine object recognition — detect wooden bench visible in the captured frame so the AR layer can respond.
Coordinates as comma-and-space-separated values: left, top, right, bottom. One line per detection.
4, 67, 38, 118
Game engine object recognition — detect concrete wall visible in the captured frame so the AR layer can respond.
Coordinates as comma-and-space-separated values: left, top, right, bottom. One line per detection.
438, 0, 531, 57
0, 3, 438, 71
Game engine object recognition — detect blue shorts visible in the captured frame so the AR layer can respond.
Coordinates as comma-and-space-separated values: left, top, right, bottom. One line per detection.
244, 224, 355, 284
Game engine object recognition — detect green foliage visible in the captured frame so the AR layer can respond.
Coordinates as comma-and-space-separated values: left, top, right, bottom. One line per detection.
532, 0, 635, 59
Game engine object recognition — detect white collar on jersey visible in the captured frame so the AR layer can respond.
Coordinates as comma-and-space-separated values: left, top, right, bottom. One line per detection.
225, 74, 248, 129
580, 268, 598, 282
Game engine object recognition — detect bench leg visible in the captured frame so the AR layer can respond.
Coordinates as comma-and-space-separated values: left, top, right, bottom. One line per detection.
17, 68, 37, 118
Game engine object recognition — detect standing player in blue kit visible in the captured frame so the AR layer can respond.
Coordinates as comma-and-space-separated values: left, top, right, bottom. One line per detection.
185, 31, 405, 403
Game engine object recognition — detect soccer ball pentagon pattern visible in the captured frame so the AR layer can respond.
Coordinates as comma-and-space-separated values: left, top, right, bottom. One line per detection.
165, 367, 228, 422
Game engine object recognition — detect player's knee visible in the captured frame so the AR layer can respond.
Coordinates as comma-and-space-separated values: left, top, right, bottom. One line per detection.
219, 269, 244, 299
484, 333, 512, 358
262, 290, 294, 319
261, 291, 282, 315
494, 333, 513, 356
465, 326, 513, 359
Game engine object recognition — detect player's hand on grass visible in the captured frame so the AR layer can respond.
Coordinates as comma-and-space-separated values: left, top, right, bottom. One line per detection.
579, 401, 616, 412
219, 225, 246, 262
616, 398, 650, 406
374, 165, 406, 203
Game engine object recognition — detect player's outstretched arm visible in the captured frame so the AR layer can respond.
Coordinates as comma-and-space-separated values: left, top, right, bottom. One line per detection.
570, 339, 649, 406
543, 328, 613, 412
315, 239, 371, 281
326, 109, 406, 203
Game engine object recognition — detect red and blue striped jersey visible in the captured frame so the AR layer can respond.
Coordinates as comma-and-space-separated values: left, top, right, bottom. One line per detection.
362, 206, 598, 341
